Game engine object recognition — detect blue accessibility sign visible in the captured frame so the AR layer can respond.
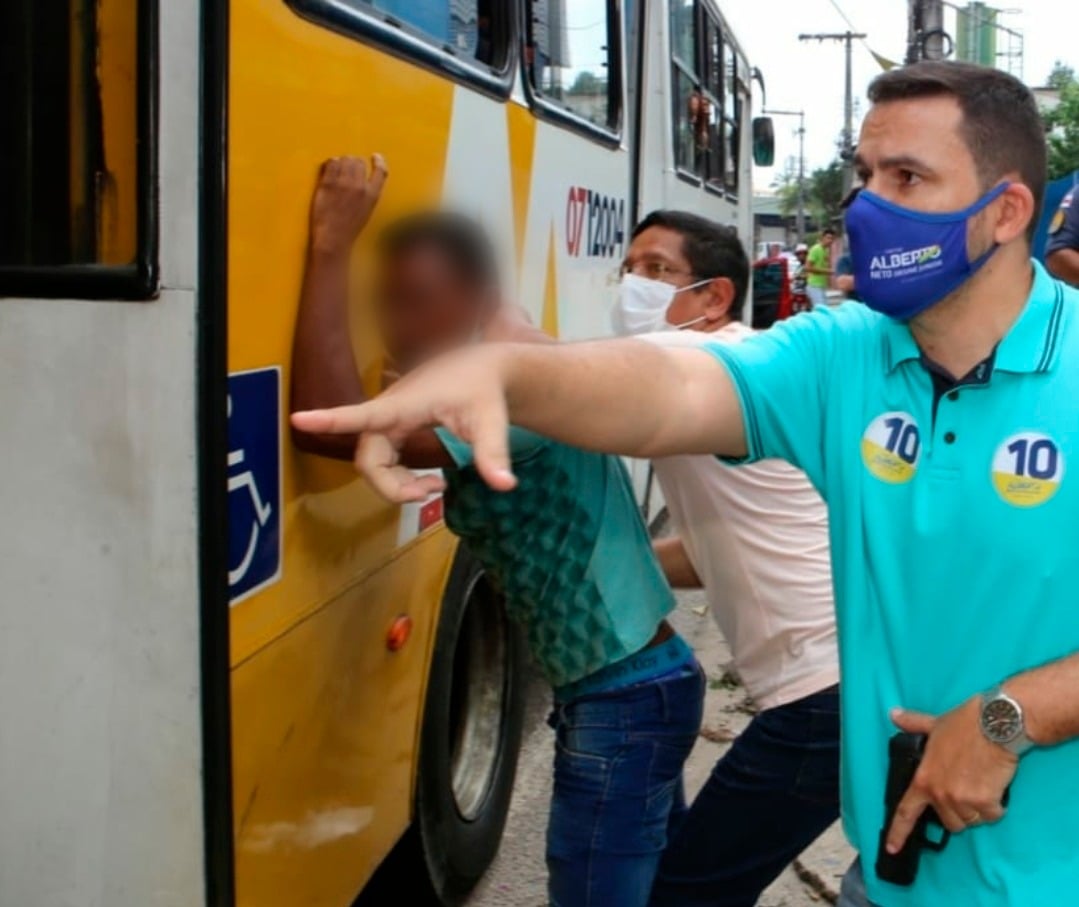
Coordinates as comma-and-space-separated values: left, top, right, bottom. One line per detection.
228, 367, 282, 604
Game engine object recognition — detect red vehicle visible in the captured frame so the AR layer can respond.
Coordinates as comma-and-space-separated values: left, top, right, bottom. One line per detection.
751, 253, 794, 328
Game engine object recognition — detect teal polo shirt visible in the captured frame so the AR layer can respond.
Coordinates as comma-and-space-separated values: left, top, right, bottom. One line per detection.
707, 261, 1079, 906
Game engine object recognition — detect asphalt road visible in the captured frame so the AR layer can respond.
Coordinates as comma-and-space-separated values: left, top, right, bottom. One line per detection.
465, 589, 854, 907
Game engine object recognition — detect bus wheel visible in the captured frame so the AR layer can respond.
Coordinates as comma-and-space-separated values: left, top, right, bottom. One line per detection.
410, 549, 527, 905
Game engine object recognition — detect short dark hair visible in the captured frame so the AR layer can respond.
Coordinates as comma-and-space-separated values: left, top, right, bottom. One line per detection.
821, 228, 836, 237
867, 61, 1046, 241
378, 211, 499, 289
632, 210, 749, 319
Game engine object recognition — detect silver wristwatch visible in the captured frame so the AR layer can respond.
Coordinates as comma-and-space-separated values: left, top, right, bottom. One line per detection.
980, 685, 1035, 756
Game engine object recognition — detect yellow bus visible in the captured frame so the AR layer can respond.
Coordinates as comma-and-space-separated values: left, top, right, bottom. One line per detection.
0, 1, 772, 905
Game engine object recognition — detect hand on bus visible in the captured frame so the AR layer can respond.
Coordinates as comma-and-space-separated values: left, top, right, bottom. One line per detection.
308, 154, 388, 257
291, 345, 519, 502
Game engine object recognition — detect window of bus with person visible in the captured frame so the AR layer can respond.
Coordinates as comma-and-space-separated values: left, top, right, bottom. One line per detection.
289, 155, 705, 907
670, 2, 741, 196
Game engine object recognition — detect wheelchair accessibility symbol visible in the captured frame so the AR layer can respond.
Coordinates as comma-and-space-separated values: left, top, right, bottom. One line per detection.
228, 367, 282, 604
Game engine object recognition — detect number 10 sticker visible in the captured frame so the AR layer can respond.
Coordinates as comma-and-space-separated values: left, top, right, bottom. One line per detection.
992, 432, 1064, 507
862, 412, 922, 484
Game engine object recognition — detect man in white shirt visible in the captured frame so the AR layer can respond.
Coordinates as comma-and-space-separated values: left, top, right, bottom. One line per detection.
614, 210, 840, 907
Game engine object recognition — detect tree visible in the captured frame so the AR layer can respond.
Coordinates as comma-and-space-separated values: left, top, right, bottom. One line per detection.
774, 158, 846, 232
1047, 61, 1076, 91
568, 70, 603, 96
1043, 63, 1079, 180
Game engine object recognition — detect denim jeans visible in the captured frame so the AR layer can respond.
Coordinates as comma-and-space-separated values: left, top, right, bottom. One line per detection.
649, 684, 841, 907
546, 662, 705, 907
838, 859, 881, 907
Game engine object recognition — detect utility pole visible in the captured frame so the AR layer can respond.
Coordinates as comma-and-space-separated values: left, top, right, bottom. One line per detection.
907, 0, 948, 63
799, 31, 866, 200
765, 109, 806, 241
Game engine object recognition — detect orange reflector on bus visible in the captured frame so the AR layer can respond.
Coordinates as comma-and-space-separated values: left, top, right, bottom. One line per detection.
386, 615, 413, 652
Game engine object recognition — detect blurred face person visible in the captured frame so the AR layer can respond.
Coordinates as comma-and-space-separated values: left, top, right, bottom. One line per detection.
820, 230, 836, 248
375, 217, 499, 373
615, 211, 749, 335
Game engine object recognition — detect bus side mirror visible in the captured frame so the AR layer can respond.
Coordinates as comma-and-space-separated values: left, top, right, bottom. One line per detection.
752, 116, 775, 167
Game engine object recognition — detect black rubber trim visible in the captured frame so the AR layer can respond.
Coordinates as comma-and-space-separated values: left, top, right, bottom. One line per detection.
286, 0, 516, 102
675, 168, 704, 189
198, 0, 235, 902
627, 0, 646, 222
0, 0, 159, 301
518, 0, 623, 149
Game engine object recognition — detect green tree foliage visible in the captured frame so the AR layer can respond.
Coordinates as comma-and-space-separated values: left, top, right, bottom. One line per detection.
774, 158, 847, 232
1044, 65, 1079, 180
1047, 61, 1076, 91
568, 70, 604, 96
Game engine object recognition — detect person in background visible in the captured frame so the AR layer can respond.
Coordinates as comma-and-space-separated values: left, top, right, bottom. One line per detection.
612, 209, 840, 907
295, 62, 1079, 907
290, 155, 704, 907
805, 228, 835, 308
1045, 186, 1079, 286
791, 242, 811, 312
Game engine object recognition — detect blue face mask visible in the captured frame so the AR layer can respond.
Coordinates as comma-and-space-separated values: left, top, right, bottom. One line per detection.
845, 183, 1009, 321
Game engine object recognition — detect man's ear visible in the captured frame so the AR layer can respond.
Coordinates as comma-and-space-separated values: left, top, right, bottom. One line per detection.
993, 181, 1036, 247
703, 276, 735, 322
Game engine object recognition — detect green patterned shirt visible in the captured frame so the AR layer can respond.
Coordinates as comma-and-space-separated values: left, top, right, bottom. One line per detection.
435, 428, 675, 688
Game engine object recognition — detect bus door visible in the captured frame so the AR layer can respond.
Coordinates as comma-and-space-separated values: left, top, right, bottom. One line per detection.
0, 1, 232, 905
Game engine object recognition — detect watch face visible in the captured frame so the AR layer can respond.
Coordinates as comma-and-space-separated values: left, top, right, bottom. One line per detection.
983, 698, 1021, 742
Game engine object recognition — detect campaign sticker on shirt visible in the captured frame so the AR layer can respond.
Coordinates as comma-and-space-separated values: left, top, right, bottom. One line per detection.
861, 412, 922, 484
992, 432, 1064, 507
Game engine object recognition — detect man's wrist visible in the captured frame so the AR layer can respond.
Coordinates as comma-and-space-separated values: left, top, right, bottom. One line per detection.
999, 675, 1051, 746
980, 683, 1038, 753
308, 235, 355, 262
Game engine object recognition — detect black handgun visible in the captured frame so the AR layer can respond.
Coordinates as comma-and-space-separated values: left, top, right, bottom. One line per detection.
875, 732, 949, 886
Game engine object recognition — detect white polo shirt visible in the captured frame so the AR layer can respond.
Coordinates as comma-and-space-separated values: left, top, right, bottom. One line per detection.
643, 323, 839, 709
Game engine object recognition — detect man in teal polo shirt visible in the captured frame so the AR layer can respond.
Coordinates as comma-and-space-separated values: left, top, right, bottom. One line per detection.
294, 62, 1079, 905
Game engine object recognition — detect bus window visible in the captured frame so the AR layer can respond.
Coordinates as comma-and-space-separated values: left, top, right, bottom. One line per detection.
0, 0, 151, 294
670, 0, 701, 176
329, 0, 507, 67
524, 0, 621, 135
671, 3, 742, 197
722, 41, 742, 194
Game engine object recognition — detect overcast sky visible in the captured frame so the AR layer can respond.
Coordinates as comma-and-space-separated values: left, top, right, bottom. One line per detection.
723, 0, 1079, 190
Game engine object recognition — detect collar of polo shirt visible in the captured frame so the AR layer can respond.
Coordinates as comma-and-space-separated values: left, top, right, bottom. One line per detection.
882, 260, 1068, 377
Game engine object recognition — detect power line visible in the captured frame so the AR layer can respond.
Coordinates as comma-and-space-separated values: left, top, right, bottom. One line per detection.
822, 0, 897, 68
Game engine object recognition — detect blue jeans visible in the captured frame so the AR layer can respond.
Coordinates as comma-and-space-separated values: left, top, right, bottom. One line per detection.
838, 859, 881, 907
546, 662, 705, 907
649, 684, 841, 907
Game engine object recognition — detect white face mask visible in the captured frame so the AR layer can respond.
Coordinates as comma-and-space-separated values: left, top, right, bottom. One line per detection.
611, 273, 711, 336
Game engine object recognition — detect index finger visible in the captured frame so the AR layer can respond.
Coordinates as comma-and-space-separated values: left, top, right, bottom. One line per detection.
887, 785, 930, 854
291, 398, 406, 437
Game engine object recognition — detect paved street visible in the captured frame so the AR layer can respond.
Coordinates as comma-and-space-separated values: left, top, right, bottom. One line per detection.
467, 589, 854, 907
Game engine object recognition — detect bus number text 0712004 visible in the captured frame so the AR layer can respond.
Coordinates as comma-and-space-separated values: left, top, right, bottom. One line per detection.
565, 186, 626, 260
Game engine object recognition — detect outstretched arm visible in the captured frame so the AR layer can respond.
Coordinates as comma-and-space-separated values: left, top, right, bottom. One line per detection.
292, 335, 747, 501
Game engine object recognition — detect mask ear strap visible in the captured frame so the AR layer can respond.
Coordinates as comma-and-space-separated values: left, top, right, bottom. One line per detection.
967, 181, 1011, 216
675, 277, 715, 296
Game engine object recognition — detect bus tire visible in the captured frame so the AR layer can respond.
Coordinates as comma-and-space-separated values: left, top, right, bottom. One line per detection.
407, 547, 527, 905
